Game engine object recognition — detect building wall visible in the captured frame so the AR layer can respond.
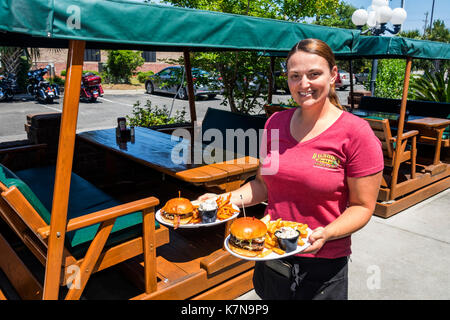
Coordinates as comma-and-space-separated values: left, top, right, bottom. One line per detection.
35, 48, 182, 76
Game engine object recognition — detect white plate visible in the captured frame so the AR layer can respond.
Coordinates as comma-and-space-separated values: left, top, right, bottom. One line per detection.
224, 227, 312, 261
156, 203, 240, 229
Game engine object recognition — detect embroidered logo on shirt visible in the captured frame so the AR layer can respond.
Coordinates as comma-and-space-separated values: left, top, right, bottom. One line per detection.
312, 153, 341, 170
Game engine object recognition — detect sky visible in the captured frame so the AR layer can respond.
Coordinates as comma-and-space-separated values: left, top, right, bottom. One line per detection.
343, 0, 450, 33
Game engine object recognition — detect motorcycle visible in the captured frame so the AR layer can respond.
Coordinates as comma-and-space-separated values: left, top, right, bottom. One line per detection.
27, 66, 60, 103
0, 73, 17, 102
80, 72, 103, 102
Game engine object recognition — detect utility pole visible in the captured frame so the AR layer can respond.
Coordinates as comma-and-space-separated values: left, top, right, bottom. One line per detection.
429, 0, 436, 32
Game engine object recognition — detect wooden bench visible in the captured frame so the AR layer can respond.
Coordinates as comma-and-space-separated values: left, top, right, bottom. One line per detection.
201, 108, 267, 159
0, 155, 169, 299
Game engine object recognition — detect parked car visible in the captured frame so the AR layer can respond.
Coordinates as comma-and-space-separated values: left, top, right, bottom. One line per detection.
145, 66, 223, 99
355, 69, 370, 84
335, 70, 355, 91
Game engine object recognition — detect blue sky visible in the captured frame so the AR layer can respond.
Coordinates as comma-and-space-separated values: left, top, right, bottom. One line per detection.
343, 0, 450, 32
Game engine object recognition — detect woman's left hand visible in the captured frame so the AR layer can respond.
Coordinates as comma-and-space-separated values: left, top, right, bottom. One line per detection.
302, 227, 329, 254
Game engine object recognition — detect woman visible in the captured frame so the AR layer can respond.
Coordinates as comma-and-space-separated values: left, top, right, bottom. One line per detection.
198, 39, 384, 300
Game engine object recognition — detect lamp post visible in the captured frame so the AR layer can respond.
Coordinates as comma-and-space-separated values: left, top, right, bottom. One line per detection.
351, 0, 407, 95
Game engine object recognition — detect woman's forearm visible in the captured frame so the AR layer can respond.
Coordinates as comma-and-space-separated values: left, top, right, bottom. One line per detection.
324, 205, 373, 241
221, 175, 268, 208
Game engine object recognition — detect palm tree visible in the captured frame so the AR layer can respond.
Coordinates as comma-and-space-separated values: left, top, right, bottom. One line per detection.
409, 70, 450, 103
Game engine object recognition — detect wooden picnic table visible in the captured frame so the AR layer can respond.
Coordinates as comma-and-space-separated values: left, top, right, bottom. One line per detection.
405, 117, 450, 165
77, 127, 259, 193
350, 109, 450, 165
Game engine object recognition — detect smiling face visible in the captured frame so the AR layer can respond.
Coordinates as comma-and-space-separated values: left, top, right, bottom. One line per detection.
287, 50, 337, 110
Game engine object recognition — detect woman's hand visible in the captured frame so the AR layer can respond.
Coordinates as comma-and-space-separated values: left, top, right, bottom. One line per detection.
301, 227, 329, 254
197, 193, 218, 202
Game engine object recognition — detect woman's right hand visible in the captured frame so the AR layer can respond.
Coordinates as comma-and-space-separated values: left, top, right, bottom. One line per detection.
197, 193, 219, 202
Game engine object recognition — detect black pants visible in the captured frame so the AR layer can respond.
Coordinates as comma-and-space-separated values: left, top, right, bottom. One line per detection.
253, 256, 348, 300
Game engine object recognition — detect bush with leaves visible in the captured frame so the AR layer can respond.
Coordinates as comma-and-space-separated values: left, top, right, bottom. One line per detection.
137, 71, 154, 83
126, 100, 187, 127
365, 59, 406, 99
104, 50, 144, 84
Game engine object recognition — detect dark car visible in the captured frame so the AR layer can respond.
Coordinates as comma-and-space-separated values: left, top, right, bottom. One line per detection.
145, 66, 223, 99
355, 69, 370, 84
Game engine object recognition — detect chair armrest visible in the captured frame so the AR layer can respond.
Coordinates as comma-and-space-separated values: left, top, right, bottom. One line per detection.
391, 130, 419, 143
37, 196, 159, 239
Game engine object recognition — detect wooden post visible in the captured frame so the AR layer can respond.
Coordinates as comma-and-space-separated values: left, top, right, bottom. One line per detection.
42, 40, 85, 300
390, 56, 412, 199
183, 49, 197, 124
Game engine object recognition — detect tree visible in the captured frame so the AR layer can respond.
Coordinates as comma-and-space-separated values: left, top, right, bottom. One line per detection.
162, 0, 340, 113
104, 50, 144, 84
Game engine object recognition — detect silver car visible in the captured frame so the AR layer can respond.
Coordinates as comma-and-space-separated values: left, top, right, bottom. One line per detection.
145, 66, 223, 99
335, 70, 355, 91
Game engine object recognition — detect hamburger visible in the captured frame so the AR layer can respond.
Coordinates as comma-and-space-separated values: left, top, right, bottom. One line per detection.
160, 197, 194, 228
228, 217, 267, 257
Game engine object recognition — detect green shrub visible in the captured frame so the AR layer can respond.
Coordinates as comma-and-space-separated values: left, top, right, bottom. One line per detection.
104, 50, 144, 84
365, 59, 406, 99
49, 76, 65, 86
126, 100, 187, 127
137, 71, 154, 83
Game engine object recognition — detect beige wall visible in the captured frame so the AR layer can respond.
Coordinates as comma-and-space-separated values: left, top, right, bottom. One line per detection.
36, 48, 182, 76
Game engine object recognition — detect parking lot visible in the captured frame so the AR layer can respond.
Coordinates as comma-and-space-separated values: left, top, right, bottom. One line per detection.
0, 86, 362, 143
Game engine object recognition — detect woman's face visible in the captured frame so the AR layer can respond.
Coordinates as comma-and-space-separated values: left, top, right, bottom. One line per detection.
287, 51, 337, 110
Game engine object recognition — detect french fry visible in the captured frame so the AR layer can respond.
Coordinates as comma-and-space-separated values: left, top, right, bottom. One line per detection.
272, 247, 285, 255
258, 249, 273, 258
297, 239, 305, 246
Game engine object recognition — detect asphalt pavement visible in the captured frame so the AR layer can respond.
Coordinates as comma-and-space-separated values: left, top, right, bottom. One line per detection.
0, 86, 360, 143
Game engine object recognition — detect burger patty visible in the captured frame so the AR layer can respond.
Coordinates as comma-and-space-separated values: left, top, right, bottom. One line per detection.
162, 211, 192, 220
229, 234, 265, 251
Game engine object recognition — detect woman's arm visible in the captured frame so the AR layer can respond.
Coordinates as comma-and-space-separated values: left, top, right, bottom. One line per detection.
302, 171, 382, 254
197, 167, 268, 208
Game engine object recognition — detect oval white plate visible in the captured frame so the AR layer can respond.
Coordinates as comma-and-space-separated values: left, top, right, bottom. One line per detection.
156, 203, 240, 229
224, 227, 312, 261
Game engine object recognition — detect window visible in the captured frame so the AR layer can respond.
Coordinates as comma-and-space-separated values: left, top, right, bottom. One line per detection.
84, 49, 100, 62
142, 51, 156, 62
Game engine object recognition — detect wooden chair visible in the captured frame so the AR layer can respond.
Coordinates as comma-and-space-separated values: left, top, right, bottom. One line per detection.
365, 118, 418, 200
0, 159, 169, 300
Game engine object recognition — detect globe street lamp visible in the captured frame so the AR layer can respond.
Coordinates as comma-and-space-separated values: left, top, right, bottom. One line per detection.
351, 0, 407, 95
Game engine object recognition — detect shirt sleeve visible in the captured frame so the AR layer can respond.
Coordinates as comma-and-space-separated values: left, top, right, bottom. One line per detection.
345, 120, 384, 178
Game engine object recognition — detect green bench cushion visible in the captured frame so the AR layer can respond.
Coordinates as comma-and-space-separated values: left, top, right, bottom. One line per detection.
0, 164, 158, 258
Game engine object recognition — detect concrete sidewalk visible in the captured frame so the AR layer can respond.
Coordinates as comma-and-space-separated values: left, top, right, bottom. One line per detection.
237, 188, 450, 300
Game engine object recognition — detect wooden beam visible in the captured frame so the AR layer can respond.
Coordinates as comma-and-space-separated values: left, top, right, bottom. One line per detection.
390, 56, 412, 199
42, 40, 85, 300
183, 49, 197, 124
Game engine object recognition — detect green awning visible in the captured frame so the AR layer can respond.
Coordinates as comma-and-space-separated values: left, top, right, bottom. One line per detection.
342, 36, 450, 60
263, 35, 450, 60
0, 0, 359, 54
